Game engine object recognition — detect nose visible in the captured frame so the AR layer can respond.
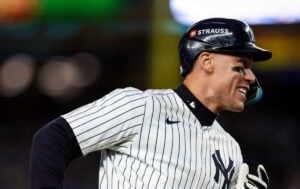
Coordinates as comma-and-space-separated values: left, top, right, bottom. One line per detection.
244, 69, 256, 84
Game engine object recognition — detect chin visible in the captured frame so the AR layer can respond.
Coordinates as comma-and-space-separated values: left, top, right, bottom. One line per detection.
234, 104, 245, 112
229, 102, 245, 112
234, 107, 245, 112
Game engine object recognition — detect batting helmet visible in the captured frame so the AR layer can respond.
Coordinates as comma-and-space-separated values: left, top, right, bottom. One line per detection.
178, 17, 272, 104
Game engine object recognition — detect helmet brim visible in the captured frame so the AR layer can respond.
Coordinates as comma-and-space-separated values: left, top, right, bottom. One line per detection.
210, 44, 272, 62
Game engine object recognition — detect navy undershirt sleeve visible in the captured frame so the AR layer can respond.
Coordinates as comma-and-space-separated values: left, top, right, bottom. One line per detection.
29, 117, 82, 189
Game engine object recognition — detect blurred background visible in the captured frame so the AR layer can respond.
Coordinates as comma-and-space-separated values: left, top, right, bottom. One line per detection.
0, 0, 299, 188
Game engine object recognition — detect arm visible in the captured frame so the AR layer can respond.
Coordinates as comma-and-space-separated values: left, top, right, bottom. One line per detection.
29, 117, 82, 189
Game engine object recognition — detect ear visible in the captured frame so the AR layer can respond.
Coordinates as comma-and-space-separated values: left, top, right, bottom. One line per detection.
198, 52, 213, 73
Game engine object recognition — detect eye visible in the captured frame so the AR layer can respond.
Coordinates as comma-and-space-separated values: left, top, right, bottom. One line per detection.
232, 66, 246, 75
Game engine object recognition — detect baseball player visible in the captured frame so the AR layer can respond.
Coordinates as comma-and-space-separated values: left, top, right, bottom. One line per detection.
30, 18, 271, 189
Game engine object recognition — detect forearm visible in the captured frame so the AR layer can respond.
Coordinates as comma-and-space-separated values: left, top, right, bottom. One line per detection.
29, 117, 82, 189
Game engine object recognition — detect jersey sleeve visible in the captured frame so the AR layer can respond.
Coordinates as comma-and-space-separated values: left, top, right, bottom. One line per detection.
30, 117, 82, 189
61, 87, 147, 155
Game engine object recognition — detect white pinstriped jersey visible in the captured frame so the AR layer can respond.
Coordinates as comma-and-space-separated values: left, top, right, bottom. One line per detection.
62, 86, 243, 189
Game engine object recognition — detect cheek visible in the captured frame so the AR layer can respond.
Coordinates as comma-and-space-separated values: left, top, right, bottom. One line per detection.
212, 81, 232, 101
217, 75, 236, 91
213, 67, 240, 94
216, 77, 240, 99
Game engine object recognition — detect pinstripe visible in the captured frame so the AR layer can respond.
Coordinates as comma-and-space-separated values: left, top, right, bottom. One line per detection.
128, 102, 147, 186
204, 132, 211, 189
217, 130, 223, 189
110, 153, 114, 189
117, 154, 123, 188
151, 96, 162, 165
79, 114, 142, 144
182, 111, 193, 188
144, 96, 155, 162
82, 131, 139, 151
185, 107, 192, 187
70, 96, 143, 130
170, 93, 181, 189
134, 98, 152, 188
219, 128, 225, 189
72, 96, 146, 130
129, 100, 146, 186
163, 95, 175, 189
190, 117, 198, 188
122, 153, 129, 188
152, 96, 167, 189
140, 96, 155, 187
198, 129, 207, 189
146, 96, 161, 188
177, 96, 186, 186
214, 128, 221, 189
65, 89, 140, 121
178, 100, 187, 188
209, 133, 213, 188
62, 87, 243, 189
195, 124, 202, 188
99, 152, 106, 188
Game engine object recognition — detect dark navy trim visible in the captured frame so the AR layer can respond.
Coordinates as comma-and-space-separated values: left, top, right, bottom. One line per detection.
29, 117, 82, 189
174, 84, 218, 126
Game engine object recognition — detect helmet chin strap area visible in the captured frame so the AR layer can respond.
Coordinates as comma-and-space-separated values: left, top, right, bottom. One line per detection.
245, 80, 263, 105
231, 66, 262, 105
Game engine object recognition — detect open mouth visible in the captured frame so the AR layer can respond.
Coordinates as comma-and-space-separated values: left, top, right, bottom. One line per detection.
237, 87, 248, 98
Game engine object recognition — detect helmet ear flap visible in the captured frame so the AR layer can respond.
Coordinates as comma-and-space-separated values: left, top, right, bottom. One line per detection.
245, 79, 263, 105
179, 39, 195, 76
179, 39, 206, 77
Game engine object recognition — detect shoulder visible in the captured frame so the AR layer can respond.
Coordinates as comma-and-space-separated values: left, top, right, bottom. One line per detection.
93, 87, 175, 108
106, 87, 144, 97
114, 87, 175, 99
144, 88, 175, 96
96, 87, 146, 105
141, 88, 178, 105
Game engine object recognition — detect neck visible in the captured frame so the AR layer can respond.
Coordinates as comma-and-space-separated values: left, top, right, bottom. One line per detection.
183, 77, 220, 113
174, 84, 218, 126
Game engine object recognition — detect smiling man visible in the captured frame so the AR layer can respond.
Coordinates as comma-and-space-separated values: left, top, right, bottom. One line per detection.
178, 18, 271, 189
30, 18, 272, 189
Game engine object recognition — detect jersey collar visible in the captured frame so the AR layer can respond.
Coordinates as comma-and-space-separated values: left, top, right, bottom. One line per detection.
174, 84, 218, 126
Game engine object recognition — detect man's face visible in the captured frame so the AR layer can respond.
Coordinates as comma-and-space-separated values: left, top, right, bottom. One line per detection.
210, 52, 256, 112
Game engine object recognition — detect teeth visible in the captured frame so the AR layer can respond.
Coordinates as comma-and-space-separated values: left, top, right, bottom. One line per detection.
238, 88, 247, 95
